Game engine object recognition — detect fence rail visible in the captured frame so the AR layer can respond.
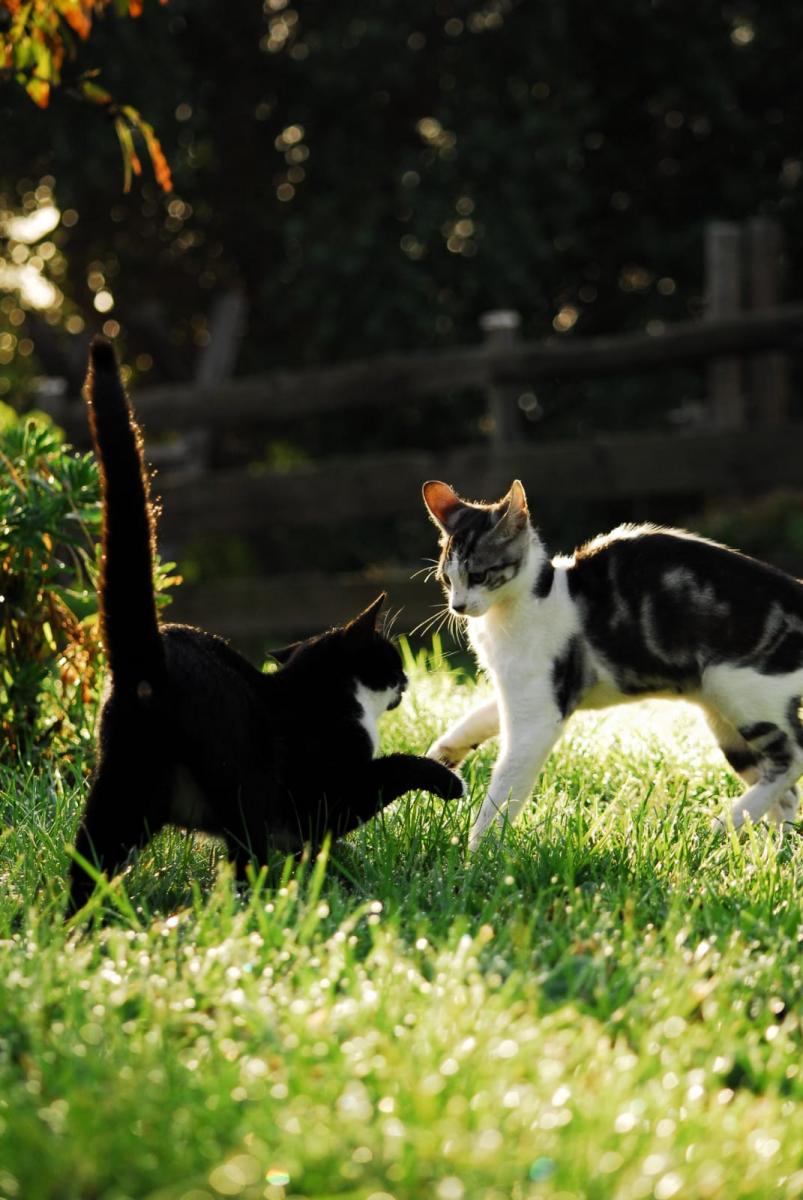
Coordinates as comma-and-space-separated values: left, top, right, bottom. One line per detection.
52, 302, 803, 442
158, 424, 803, 544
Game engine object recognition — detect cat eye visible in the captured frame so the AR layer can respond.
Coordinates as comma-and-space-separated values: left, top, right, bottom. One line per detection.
468, 569, 489, 586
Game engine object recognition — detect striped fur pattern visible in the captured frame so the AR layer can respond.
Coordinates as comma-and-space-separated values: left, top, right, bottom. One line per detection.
422, 479, 803, 848
68, 343, 463, 910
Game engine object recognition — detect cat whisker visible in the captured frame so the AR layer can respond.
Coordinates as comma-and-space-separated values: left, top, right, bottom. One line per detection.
383, 607, 404, 640
433, 607, 453, 641
417, 614, 447, 641
423, 608, 452, 641
409, 605, 451, 639
447, 610, 467, 644
410, 558, 440, 581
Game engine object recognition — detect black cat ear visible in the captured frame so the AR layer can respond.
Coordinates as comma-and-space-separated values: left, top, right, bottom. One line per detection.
422, 480, 466, 533
345, 593, 386, 638
267, 640, 302, 665
496, 479, 530, 535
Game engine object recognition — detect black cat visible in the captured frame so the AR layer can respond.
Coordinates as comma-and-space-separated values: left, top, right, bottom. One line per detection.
68, 340, 462, 909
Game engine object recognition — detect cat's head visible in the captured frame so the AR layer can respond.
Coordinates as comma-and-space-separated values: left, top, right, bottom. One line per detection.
423, 479, 533, 617
269, 594, 407, 711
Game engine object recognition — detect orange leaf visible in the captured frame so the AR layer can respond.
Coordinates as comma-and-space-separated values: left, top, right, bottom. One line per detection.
142, 125, 173, 193
59, 2, 92, 39
128, 0, 142, 15
26, 77, 51, 108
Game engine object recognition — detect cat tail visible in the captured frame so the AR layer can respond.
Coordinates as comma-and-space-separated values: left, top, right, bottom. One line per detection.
84, 337, 166, 694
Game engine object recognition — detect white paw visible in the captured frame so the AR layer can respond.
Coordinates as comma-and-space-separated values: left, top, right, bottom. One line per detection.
427, 737, 470, 769
467, 825, 483, 854
467, 815, 494, 853
767, 788, 800, 826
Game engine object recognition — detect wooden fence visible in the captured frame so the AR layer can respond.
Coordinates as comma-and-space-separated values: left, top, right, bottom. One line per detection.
43, 220, 803, 645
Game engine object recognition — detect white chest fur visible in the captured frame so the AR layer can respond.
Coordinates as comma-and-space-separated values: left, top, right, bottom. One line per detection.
470, 565, 579, 683
354, 681, 396, 756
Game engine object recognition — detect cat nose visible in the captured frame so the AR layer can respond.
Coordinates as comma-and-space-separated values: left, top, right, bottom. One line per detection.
452, 602, 466, 614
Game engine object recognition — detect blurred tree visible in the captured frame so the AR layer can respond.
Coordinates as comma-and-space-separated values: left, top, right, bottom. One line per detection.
1, 0, 802, 427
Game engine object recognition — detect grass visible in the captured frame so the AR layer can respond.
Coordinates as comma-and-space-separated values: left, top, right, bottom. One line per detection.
0, 643, 801, 1200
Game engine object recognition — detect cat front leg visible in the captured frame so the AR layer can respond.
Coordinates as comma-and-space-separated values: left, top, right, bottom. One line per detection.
334, 754, 463, 833
427, 699, 499, 768
469, 703, 564, 851
361, 754, 465, 807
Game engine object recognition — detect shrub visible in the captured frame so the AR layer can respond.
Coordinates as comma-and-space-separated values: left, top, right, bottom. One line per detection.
0, 403, 176, 761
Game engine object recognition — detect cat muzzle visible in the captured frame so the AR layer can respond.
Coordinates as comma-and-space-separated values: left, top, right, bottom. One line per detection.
387, 676, 408, 709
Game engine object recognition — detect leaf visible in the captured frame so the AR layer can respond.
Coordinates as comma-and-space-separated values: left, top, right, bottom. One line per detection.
122, 104, 173, 193
114, 114, 137, 192
141, 120, 173, 193
25, 75, 50, 107
80, 77, 112, 106
57, 0, 92, 40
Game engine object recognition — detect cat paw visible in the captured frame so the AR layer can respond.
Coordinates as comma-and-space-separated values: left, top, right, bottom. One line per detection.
415, 758, 465, 800
426, 737, 472, 769
467, 823, 486, 853
435, 764, 466, 801
712, 809, 755, 834
767, 788, 800, 826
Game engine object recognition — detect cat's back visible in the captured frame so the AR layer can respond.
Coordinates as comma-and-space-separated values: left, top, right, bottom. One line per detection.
159, 623, 273, 757
566, 523, 803, 669
161, 623, 267, 694
568, 524, 803, 606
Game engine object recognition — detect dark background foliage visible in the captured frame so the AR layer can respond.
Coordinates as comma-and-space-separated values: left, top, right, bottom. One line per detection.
4, 0, 803, 608
2, 0, 802, 388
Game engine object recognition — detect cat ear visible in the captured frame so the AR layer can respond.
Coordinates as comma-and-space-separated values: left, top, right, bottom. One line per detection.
345, 592, 386, 638
496, 479, 530, 535
422, 480, 466, 533
267, 641, 302, 665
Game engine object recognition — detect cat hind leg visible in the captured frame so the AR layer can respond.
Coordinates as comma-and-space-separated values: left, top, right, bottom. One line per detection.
765, 783, 800, 827
714, 721, 803, 831
69, 762, 162, 911
702, 687, 803, 830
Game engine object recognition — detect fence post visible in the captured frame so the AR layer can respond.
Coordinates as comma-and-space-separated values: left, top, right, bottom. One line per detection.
747, 216, 788, 426
479, 309, 521, 453
705, 221, 744, 429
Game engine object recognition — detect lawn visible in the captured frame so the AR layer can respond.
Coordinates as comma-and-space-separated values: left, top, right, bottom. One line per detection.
0, 643, 800, 1200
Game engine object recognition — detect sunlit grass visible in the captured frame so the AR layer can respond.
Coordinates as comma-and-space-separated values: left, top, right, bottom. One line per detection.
0, 646, 801, 1199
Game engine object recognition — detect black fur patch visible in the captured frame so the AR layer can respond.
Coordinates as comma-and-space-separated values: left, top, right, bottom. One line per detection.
739, 721, 778, 743
722, 745, 759, 774
787, 697, 803, 750
534, 560, 554, 599
552, 636, 587, 717
761, 632, 803, 675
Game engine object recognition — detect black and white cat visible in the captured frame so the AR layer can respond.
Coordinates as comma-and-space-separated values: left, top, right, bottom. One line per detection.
423, 478, 803, 849
68, 341, 462, 908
